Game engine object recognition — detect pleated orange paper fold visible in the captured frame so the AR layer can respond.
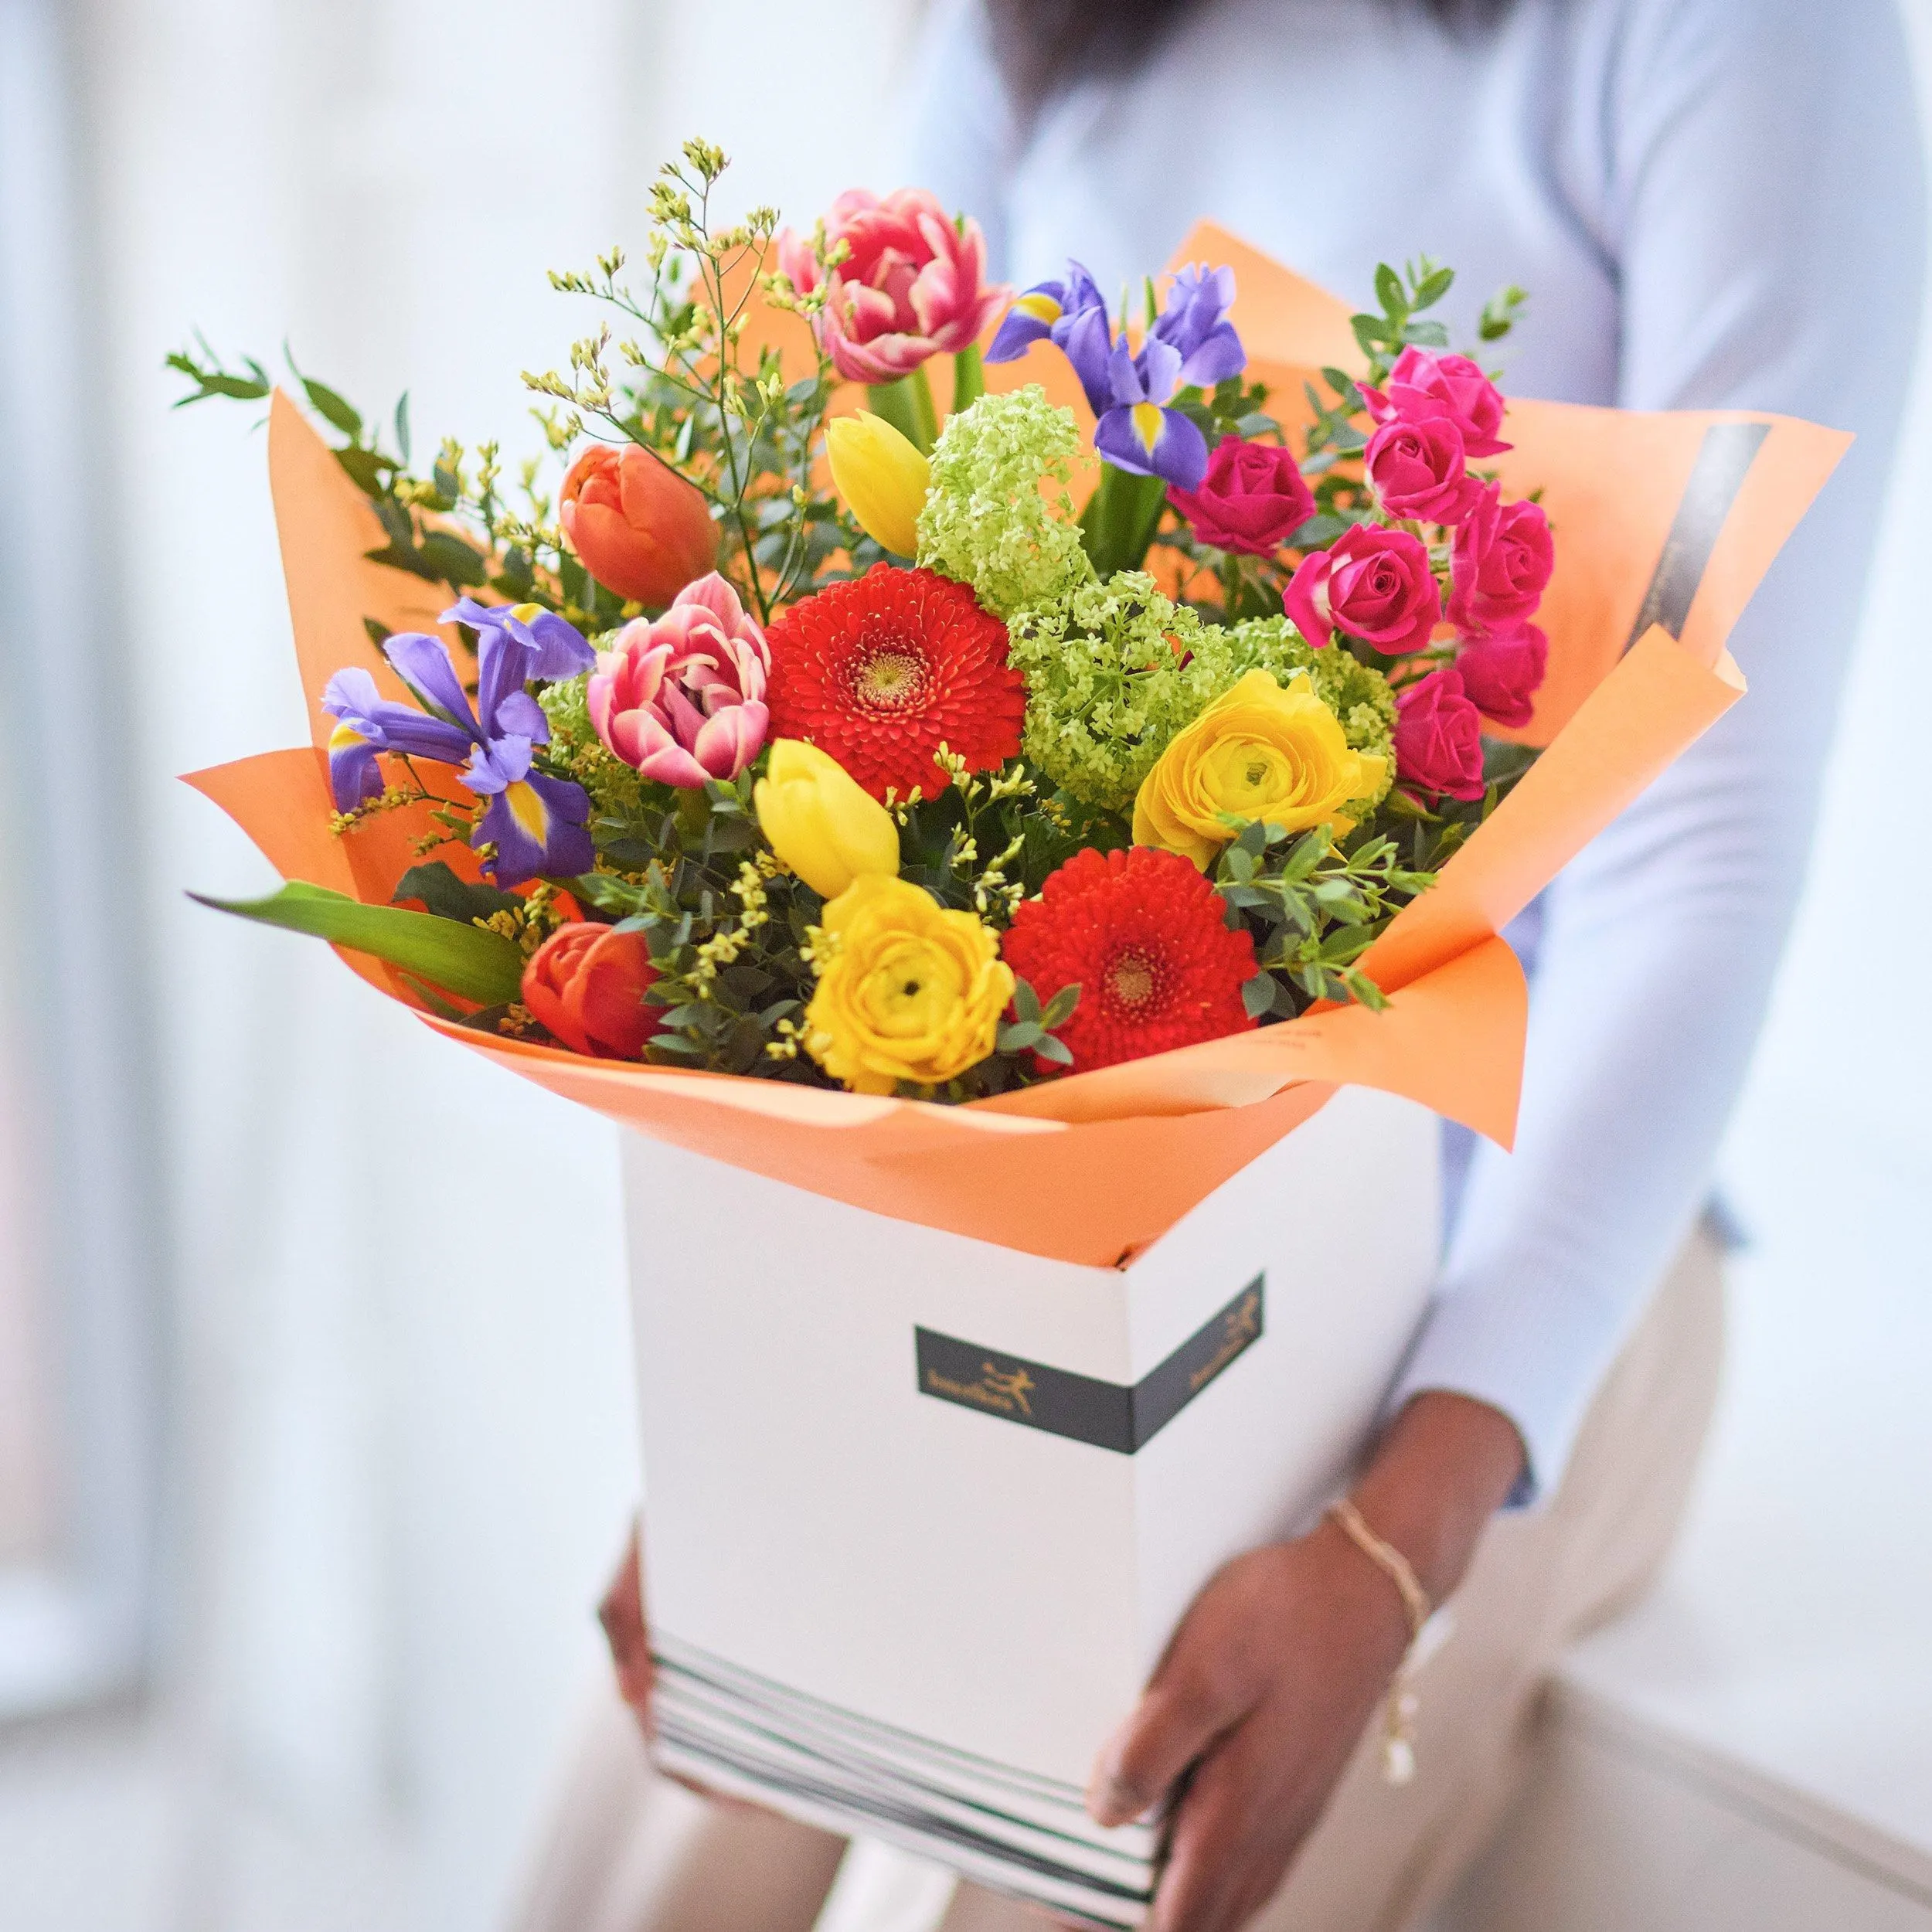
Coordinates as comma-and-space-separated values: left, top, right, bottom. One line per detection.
185, 233, 1844, 1267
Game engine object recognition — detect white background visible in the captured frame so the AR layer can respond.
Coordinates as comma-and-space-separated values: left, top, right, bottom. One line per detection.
0, 0, 1926, 1927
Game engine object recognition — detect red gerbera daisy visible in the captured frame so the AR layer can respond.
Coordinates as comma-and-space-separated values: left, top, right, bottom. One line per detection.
764, 563, 1026, 801
1001, 846, 1260, 1074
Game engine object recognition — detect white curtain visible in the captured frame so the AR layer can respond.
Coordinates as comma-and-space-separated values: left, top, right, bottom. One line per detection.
72, 0, 914, 1925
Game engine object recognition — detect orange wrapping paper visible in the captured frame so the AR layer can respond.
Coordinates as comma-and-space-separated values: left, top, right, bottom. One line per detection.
185, 233, 1847, 1267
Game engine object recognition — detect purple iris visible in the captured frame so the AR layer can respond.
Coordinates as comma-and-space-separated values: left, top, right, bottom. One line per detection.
985, 259, 1109, 386
988, 259, 1246, 492
322, 600, 597, 888
1149, 264, 1245, 387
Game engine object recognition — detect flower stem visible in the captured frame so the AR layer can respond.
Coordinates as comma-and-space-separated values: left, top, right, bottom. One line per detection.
865, 366, 941, 454
950, 345, 984, 417
1079, 463, 1168, 577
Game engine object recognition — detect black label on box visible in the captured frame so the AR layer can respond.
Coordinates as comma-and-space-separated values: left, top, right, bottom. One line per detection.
914, 1277, 1264, 1455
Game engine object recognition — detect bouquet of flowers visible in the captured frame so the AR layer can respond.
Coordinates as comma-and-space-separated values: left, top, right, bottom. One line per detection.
176, 141, 1845, 1923
176, 140, 1557, 1099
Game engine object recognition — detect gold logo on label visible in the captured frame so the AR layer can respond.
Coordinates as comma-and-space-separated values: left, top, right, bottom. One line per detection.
925, 1359, 1036, 1417
1187, 1289, 1264, 1394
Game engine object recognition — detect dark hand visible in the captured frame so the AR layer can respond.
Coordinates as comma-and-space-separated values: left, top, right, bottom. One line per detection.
1086, 1393, 1526, 1932
597, 1521, 656, 1726
598, 1519, 759, 1811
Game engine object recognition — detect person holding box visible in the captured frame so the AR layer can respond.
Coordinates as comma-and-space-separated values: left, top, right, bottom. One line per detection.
519, 2, 1925, 1928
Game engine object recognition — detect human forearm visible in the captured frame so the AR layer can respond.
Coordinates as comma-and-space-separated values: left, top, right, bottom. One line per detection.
1342, 1390, 1526, 1607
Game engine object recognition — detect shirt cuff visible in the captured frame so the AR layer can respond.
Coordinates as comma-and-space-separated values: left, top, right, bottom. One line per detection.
1381, 1273, 1631, 1510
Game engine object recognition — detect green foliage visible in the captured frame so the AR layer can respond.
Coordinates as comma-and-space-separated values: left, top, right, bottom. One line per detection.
390, 862, 522, 925
1351, 256, 1457, 383
996, 978, 1080, 1068
190, 880, 527, 1006
528, 140, 869, 627
1213, 821, 1436, 1015
1478, 284, 1530, 347
165, 335, 628, 632
916, 386, 1094, 618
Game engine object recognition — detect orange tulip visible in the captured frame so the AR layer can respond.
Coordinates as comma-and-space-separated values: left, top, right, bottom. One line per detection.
559, 444, 718, 607
522, 922, 662, 1058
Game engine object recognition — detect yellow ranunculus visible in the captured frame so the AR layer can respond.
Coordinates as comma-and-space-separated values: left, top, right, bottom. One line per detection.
754, 740, 902, 900
826, 411, 930, 558
804, 876, 1014, 1095
1133, 669, 1389, 869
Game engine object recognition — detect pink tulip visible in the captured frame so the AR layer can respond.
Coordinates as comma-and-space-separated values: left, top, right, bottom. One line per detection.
778, 189, 1008, 385
587, 573, 770, 787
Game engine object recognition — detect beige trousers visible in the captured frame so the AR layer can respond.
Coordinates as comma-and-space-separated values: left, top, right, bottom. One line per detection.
508, 1229, 1725, 1932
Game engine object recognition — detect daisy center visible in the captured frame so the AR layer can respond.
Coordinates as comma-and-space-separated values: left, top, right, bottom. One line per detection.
852, 645, 928, 711
1105, 947, 1164, 1012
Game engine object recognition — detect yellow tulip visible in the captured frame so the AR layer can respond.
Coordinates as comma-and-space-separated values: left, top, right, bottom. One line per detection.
754, 740, 901, 899
1133, 670, 1389, 869
826, 411, 930, 557
804, 876, 1013, 1095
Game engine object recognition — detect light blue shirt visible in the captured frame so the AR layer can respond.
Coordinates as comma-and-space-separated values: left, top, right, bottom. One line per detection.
904, 0, 1927, 1498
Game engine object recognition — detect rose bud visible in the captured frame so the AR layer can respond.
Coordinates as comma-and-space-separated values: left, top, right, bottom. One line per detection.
1168, 434, 1317, 555
1362, 346, 1512, 457
827, 412, 931, 557
1393, 668, 1488, 801
522, 923, 662, 1059
560, 444, 718, 607
1455, 624, 1548, 730
1450, 484, 1555, 635
1365, 417, 1483, 526
753, 739, 901, 900
1284, 524, 1442, 657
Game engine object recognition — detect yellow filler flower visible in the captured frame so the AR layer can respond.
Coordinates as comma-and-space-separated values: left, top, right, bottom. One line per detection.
826, 411, 931, 558
1134, 669, 1389, 869
804, 876, 1013, 1094
754, 740, 901, 900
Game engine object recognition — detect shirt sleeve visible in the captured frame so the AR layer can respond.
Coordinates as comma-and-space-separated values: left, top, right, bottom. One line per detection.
894, 0, 1019, 278
1383, 0, 1927, 1502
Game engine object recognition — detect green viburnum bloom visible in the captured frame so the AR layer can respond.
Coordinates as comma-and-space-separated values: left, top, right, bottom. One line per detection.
916, 385, 1095, 620
1007, 573, 1241, 814
539, 672, 647, 821
1223, 616, 1398, 813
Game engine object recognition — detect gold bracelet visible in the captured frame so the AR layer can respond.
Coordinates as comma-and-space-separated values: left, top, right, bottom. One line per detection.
1326, 1498, 1431, 1787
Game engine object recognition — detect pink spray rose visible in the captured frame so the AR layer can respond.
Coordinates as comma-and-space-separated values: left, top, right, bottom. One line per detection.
777, 189, 1007, 386
1284, 524, 1442, 657
587, 573, 770, 787
1362, 347, 1512, 458
1454, 624, 1548, 730
1393, 668, 1488, 801
1450, 483, 1555, 635
1365, 417, 1483, 526
1168, 434, 1316, 555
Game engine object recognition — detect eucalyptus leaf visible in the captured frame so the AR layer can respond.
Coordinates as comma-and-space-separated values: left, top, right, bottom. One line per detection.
1039, 985, 1081, 1030
392, 861, 521, 925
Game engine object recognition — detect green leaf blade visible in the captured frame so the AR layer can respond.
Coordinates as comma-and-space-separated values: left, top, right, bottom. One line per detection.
191, 880, 526, 1006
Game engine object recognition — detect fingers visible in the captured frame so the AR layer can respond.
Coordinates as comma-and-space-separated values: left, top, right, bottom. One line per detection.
597, 1522, 655, 1723
1088, 1600, 1264, 1828
1149, 1721, 1302, 1932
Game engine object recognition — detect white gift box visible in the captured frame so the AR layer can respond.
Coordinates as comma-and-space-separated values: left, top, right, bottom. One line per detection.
624, 1083, 1441, 1926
